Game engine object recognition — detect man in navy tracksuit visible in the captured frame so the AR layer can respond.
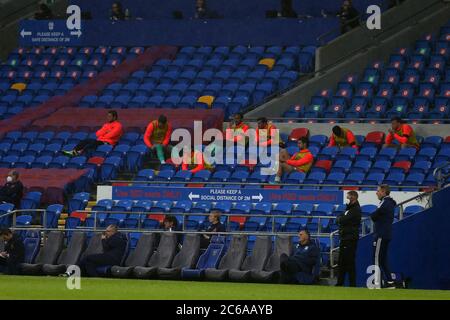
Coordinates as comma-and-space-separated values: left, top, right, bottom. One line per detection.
370, 184, 396, 289
79, 225, 127, 277
279, 229, 320, 284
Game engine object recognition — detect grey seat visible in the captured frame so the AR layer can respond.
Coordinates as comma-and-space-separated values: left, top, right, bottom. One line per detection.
157, 234, 200, 280
111, 233, 156, 278
250, 235, 293, 283
133, 233, 177, 279
79, 233, 104, 260
42, 232, 86, 276
20, 231, 65, 275
204, 235, 247, 281
228, 236, 272, 282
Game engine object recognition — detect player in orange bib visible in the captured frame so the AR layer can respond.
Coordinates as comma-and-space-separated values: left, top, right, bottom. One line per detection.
383, 117, 420, 149
275, 137, 314, 183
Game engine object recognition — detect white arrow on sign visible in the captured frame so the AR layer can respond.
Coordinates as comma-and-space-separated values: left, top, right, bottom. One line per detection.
188, 192, 200, 201
251, 193, 263, 202
20, 29, 32, 38
70, 29, 82, 38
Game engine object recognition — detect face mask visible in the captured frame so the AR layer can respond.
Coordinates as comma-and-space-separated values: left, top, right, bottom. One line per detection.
6, 176, 13, 183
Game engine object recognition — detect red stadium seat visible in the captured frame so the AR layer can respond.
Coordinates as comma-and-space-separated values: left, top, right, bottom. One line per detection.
365, 131, 385, 146
393, 161, 411, 173
313, 160, 333, 174
148, 214, 165, 223
229, 216, 246, 227
71, 211, 88, 222
288, 128, 309, 141
88, 156, 105, 166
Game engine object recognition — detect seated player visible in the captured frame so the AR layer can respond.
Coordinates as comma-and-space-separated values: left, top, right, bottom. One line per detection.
328, 125, 358, 149
144, 114, 172, 164
225, 113, 249, 145
181, 147, 213, 174
63, 110, 123, 156
255, 117, 279, 147
383, 117, 420, 149
275, 137, 314, 183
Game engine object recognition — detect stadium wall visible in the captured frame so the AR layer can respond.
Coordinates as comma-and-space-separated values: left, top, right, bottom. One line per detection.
71, 0, 386, 20
246, 2, 450, 118
0, 0, 69, 60
316, 0, 444, 70
355, 186, 450, 290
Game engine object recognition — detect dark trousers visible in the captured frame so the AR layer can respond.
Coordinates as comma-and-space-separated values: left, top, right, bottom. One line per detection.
373, 237, 393, 285
79, 253, 118, 277
74, 139, 105, 154
337, 239, 358, 287
279, 253, 304, 284
0, 256, 21, 275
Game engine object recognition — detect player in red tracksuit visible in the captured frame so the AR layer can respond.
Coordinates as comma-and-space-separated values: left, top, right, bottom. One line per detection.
63, 110, 123, 156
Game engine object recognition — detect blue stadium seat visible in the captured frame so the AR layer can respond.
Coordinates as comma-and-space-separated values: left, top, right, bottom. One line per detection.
172, 200, 192, 213
181, 241, 226, 280
213, 202, 232, 213
291, 203, 312, 216
68, 192, 90, 214
230, 202, 252, 214
403, 205, 424, 217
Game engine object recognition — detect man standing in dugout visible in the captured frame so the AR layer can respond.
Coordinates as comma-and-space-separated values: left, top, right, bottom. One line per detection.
335, 191, 361, 287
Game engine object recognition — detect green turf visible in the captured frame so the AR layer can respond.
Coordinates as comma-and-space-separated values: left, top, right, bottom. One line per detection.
0, 275, 449, 300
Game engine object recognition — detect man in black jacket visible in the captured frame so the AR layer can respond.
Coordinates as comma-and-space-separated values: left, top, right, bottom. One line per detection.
336, 191, 361, 287
79, 225, 127, 277
338, 0, 359, 34
371, 184, 396, 288
0, 229, 25, 275
279, 229, 320, 284
0, 171, 24, 209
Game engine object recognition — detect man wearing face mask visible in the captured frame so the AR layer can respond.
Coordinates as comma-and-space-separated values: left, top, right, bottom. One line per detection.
0, 171, 24, 209
335, 191, 361, 287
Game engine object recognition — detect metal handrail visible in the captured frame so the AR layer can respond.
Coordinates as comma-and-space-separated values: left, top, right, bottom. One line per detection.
316, 14, 364, 45
433, 161, 450, 189
396, 189, 434, 220
69, 209, 340, 236
241, 116, 448, 123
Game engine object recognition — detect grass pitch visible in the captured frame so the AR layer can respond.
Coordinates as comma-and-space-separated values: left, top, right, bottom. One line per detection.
0, 275, 449, 300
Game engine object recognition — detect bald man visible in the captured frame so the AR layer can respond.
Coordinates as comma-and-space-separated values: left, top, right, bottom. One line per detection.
79, 225, 127, 277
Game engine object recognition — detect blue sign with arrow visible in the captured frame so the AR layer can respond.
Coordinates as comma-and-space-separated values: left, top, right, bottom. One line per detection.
19, 20, 83, 46
112, 186, 343, 204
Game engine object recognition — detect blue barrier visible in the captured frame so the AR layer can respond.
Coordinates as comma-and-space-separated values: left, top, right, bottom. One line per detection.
355, 187, 450, 290
112, 186, 343, 204
71, 0, 387, 20
19, 18, 339, 46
